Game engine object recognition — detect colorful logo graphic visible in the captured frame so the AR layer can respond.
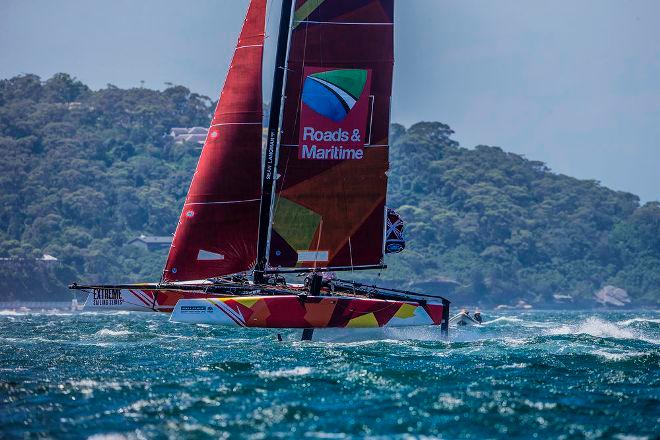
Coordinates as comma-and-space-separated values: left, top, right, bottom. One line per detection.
301, 69, 368, 122
298, 67, 372, 161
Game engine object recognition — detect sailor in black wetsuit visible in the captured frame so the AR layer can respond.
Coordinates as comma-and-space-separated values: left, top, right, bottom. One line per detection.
473, 309, 483, 324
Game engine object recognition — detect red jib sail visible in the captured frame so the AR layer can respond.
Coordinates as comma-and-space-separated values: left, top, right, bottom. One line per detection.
163, 0, 266, 282
268, 0, 394, 270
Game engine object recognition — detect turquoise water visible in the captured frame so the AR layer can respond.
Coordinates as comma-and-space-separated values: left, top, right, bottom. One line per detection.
1, 310, 658, 439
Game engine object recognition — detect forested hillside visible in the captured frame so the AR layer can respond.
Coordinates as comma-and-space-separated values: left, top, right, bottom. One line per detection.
384, 123, 659, 306
1, 74, 658, 305
0, 73, 208, 300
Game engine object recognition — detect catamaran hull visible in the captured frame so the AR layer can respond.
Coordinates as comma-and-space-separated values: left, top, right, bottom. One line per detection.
170, 296, 445, 328
82, 288, 215, 313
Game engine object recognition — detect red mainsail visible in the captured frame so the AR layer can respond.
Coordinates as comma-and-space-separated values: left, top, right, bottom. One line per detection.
163, 0, 266, 281
267, 0, 394, 270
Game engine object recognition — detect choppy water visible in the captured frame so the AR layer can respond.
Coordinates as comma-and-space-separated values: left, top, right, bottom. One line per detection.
1, 310, 658, 439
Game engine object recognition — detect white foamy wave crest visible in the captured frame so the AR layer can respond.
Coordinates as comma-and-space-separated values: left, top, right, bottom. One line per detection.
434, 394, 464, 410
43, 312, 74, 317
0, 310, 27, 316
498, 363, 529, 369
94, 328, 132, 337
613, 434, 650, 440
483, 316, 556, 328
591, 349, 649, 362
617, 318, 660, 326
545, 317, 659, 344
503, 337, 532, 346
546, 317, 635, 339
383, 326, 445, 341
258, 366, 312, 378
87, 434, 133, 440
482, 316, 524, 325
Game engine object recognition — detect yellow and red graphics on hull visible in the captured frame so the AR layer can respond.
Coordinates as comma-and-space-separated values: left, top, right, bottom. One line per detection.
171, 295, 445, 328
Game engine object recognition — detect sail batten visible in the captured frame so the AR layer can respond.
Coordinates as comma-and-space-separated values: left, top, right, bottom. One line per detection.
267, 0, 394, 271
163, 0, 267, 282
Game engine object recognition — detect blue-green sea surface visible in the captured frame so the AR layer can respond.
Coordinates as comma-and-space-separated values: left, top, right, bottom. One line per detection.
1, 309, 658, 439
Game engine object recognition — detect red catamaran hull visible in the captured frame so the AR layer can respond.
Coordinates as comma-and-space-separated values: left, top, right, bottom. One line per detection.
170, 296, 445, 328
83, 289, 445, 329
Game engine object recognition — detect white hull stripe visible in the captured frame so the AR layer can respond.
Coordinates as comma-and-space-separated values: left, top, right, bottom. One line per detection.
129, 289, 153, 308
125, 290, 152, 309
208, 299, 246, 326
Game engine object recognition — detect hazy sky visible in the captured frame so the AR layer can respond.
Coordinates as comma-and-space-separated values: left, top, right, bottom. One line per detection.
2, 0, 658, 202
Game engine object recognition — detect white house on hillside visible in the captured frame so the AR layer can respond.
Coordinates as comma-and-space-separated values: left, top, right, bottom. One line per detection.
169, 127, 208, 144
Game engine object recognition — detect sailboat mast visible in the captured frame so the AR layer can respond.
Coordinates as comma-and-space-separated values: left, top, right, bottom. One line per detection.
254, 0, 294, 284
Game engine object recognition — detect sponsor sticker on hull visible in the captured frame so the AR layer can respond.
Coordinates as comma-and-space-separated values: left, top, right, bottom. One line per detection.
92, 288, 123, 306
298, 67, 372, 160
83, 288, 155, 312
180, 305, 214, 314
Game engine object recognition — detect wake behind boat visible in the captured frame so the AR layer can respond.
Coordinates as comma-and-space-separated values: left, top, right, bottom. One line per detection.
70, 0, 451, 339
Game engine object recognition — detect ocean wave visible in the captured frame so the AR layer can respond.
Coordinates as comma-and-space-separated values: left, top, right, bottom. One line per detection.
81, 311, 132, 316
433, 394, 464, 410
1, 309, 75, 316
617, 318, 660, 326
382, 326, 448, 342
0, 309, 28, 316
121, 397, 170, 414
323, 338, 402, 346
94, 328, 132, 337
544, 317, 660, 345
87, 434, 135, 440
613, 435, 650, 440
2, 309, 658, 439
481, 316, 556, 329
546, 317, 636, 339
42, 312, 75, 317
482, 316, 524, 325
502, 337, 533, 346
257, 366, 312, 378
522, 399, 557, 410
498, 363, 529, 369
69, 379, 127, 393
591, 349, 650, 362
304, 431, 353, 439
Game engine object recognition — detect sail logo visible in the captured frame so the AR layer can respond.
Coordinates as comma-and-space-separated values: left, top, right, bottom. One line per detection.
298, 67, 372, 160
302, 70, 367, 122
